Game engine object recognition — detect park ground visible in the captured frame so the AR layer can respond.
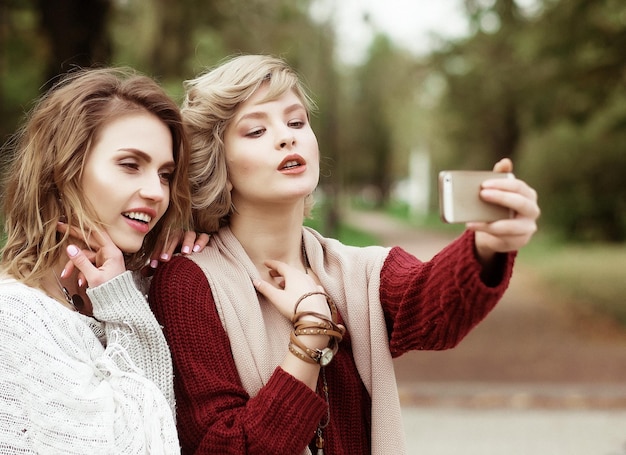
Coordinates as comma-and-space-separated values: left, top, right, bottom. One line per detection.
345, 208, 626, 454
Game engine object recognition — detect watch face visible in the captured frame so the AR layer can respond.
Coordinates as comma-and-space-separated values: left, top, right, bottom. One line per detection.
319, 348, 334, 366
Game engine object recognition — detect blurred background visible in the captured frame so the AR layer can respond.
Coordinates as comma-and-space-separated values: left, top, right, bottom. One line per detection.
1, 0, 626, 451
2, 0, 624, 329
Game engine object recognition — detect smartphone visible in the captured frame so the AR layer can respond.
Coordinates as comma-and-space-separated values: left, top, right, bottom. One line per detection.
438, 170, 514, 223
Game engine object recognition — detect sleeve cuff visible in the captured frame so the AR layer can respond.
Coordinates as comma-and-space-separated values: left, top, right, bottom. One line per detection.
87, 271, 148, 321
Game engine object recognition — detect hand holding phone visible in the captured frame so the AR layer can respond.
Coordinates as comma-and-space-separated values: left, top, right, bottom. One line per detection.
439, 171, 514, 224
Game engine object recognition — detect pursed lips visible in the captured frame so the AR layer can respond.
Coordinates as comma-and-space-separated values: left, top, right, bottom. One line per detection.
278, 154, 306, 171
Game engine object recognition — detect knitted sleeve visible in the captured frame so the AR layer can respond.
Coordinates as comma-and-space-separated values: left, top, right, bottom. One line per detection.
0, 279, 179, 453
380, 230, 515, 356
87, 271, 175, 411
149, 256, 327, 455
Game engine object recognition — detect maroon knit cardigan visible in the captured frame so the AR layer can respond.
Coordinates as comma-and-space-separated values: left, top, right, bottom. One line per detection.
149, 230, 514, 454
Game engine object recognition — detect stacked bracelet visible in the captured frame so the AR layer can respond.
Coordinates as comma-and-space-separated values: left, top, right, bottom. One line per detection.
288, 291, 345, 366
292, 291, 340, 324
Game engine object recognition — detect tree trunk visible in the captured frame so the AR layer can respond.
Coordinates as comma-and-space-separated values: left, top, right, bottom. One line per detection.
37, 0, 111, 90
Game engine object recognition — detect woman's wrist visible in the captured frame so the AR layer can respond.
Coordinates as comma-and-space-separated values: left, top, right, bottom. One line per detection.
293, 291, 332, 319
288, 292, 345, 365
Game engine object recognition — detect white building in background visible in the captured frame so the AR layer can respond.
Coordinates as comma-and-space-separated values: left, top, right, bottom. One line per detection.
393, 147, 431, 220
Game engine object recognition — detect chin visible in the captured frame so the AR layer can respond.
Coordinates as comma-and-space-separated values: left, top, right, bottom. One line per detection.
115, 241, 144, 255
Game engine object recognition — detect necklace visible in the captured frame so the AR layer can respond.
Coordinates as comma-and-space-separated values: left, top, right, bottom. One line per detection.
315, 366, 331, 454
53, 272, 84, 312
301, 235, 331, 453
301, 235, 310, 274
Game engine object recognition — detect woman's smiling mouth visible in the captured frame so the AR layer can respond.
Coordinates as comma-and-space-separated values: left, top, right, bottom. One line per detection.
123, 211, 153, 224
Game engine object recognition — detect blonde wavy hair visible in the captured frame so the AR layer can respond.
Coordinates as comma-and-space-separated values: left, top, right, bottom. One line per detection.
0, 67, 191, 287
182, 54, 317, 234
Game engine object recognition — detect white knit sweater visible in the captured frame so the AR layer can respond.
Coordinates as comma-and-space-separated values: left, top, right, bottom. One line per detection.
0, 271, 179, 454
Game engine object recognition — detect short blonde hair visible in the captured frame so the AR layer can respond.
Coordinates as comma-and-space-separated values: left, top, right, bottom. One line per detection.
0, 67, 191, 286
182, 54, 316, 233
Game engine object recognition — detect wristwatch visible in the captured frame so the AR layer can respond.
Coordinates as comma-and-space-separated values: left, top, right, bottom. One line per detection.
312, 346, 335, 366
289, 333, 339, 366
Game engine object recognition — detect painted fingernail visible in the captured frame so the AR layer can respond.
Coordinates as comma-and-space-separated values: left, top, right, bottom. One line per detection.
193, 244, 201, 252
60, 268, 68, 279
150, 259, 159, 269
182, 246, 191, 254
67, 245, 79, 257
160, 253, 169, 261
78, 278, 84, 288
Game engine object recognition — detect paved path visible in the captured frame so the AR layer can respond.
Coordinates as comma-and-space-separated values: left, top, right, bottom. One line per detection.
344, 209, 626, 454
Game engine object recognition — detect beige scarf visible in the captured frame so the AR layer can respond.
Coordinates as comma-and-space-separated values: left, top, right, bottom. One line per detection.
189, 226, 407, 455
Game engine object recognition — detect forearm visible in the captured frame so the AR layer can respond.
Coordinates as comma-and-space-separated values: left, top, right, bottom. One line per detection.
188, 368, 326, 455
382, 230, 515, 354
88, 271, 174, 408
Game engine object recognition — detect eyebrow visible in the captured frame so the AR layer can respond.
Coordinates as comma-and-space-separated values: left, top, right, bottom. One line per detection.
235, 103, 306, 126
118, 148, 176, 168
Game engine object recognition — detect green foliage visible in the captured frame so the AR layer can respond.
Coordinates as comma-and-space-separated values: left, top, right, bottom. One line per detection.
515, 0, 626, 241
518, 94, 626, 241
0, 3, 46, 141
426, 0, 626, 242
343, 35, 428, 206
519, 235, 626, 326
1, 0, 624, 331
2, 0, 624, 243
384, 200, 465, 235
304, 205, 379, 247
428, 0, 526, 170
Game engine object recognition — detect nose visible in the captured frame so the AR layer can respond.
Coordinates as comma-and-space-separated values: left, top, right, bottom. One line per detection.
279, 138, 295, 149
139, 173, 167, 202
277, 127, 296, 150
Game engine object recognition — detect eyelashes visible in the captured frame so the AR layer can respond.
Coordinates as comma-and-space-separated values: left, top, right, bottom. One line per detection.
243, 119, 307, 138
119, 161, 174, 184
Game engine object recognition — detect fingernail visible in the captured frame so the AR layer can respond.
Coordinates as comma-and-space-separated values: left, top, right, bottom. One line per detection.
78, 278, 84, 288
160, 253, 169, 261
67, 245, 79, 257
60, 268, 67, 279
193, 244, 201, 252
182, 246, 190, 254
150, 259, 159, 269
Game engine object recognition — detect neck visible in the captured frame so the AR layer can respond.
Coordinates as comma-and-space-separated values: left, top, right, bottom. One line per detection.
40, 264, 77, 311
229, 207, 307, 278
41, 259, 91, 314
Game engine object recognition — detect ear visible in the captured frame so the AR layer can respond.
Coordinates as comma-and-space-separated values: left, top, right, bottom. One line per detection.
226, 180, 233, 192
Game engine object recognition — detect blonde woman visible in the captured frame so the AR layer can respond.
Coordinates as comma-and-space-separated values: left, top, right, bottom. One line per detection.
150, 54, 540, 454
